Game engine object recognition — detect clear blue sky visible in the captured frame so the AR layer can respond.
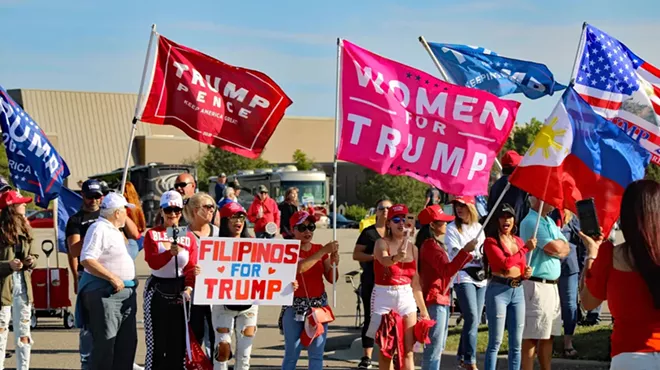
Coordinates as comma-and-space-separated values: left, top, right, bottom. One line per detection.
2, 0, 658, 125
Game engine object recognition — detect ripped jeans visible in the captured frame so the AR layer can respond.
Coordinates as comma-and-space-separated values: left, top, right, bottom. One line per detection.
484, 280, 525, 370
0, 272, 32, 370
212, 305, 259, 370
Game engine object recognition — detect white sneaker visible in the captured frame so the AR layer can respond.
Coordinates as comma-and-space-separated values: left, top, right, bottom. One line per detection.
133, 363, 144, 370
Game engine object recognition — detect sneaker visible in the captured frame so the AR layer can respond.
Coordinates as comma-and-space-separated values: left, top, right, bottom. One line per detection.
358, 356, 372, 369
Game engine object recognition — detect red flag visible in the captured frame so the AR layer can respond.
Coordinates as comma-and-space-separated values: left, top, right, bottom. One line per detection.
140, 35, 292, 158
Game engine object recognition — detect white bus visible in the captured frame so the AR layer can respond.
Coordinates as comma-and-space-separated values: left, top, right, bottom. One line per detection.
209, 165, 329, 210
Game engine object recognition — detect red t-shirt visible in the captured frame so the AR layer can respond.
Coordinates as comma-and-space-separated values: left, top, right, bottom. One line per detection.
585, 241, 660, 357
419, 238, 473, 306
294, 243, 328, 298
483, 236, 528, 276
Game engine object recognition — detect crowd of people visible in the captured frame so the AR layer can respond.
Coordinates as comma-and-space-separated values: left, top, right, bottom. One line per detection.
0, 147, 657, 370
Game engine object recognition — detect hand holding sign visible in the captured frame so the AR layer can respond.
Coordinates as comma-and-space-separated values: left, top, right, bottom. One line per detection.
330, 251, 340, 265
170, 245, 179, 256
396, 243, 407, 261
322, 241, 339, 255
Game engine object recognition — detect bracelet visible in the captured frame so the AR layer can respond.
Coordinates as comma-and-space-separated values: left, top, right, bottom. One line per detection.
586, 256, 597, 261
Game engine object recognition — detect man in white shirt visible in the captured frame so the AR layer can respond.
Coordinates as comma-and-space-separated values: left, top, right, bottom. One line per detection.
79, 192, 138, 370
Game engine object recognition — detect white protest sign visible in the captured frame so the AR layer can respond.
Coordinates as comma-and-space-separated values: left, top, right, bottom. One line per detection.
193, 237, 301, 306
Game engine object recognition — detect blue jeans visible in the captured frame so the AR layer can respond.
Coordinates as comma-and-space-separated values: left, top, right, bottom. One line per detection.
281, 307, 327, 370
558, 272, 578, 336
422, 304, 450, 370
455, 283, 486, 365
484, 281, 525, 370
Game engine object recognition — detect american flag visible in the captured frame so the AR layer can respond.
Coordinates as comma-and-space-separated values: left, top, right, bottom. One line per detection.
573, 24, 660, 164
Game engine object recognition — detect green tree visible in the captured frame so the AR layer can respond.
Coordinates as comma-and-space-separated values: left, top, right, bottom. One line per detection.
646, 164, 660, 183
0, 144, 9, 181
357, 170, 429, 213
292, 149, 314, 171
194, 147, 270, 191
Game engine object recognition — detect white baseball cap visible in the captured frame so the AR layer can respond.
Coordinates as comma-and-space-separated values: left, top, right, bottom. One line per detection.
101, 192, 135, 210
160, 190, 183, 209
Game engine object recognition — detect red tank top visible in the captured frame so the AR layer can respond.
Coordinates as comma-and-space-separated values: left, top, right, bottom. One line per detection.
374, 258, 417, 286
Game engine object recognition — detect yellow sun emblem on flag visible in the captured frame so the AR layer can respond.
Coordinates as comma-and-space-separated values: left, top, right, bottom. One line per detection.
528, 116, 567, 159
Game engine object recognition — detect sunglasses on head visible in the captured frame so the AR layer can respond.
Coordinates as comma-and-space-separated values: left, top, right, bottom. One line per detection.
163, 207, 182, 215
174, 182, 191, 189
390, 216, 405, 224
296, 223, 316, 232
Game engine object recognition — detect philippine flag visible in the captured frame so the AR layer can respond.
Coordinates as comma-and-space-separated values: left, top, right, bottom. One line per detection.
508, 87, 650, 235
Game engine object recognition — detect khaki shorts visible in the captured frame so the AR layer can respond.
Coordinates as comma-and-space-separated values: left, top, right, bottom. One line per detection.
522, 280, 562, 340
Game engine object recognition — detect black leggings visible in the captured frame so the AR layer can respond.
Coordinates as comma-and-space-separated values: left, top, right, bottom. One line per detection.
144, 277, 186, 370
361, 282, 375, 349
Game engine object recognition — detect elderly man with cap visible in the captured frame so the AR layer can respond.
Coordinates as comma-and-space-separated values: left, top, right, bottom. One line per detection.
78, 192, 139, 370
487, 150, 529, 234
247, 185, 280, 239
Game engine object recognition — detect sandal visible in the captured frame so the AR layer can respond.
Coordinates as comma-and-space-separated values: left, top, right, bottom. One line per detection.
563, 347, 578, 358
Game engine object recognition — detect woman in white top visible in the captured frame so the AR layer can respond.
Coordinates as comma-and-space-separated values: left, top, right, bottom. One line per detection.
183, 192, 219, 361
445, 196, 486, 370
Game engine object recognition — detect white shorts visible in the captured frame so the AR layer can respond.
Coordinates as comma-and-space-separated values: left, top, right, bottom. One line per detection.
522, 280, 562, 340
365, 284, 417, 339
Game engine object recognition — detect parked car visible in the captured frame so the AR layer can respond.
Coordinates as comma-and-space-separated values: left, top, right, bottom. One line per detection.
327, 212, 359, 229
28, 209, 54, 229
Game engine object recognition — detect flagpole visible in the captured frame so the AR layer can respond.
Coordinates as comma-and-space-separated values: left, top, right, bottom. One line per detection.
418, 35, 504, 173
120, 23, 157, 194
331, 38, 343, 308
568, 22, 588, 85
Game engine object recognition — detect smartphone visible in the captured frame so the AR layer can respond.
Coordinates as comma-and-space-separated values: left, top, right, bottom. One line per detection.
576, 198, 601, 237
166, 226, 188, 239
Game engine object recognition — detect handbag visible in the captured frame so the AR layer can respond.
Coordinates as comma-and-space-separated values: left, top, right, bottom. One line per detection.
463, 266, 486, 282
183, 297, 213, 370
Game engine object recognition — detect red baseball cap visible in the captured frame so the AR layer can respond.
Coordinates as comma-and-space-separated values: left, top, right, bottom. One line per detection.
220, 201, 247, 218
501, 150, 522, 168
0, 190, 32, 209
418, 205, 454, 225
452, 196, 476, 205
387, 204, 409, 220
289, 211, 317, 229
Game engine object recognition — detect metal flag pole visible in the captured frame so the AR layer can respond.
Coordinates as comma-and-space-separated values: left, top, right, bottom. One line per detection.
568, 22, 588, 85
418, 35, 504, 173
330, 38, 343, 308
120, 23, 158, 194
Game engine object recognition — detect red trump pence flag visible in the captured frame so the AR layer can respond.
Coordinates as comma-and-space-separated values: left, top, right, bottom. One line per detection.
140, 35, 293, 159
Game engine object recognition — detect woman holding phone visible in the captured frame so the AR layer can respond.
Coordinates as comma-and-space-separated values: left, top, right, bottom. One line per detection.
0, 190, 38, 369
367, 204, 429, 370
142, 190, 199, 370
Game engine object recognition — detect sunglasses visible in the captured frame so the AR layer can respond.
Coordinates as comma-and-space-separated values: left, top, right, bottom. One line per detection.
174, 182, 191, 189
230, 215, 246, 223
163, 207, 182, 215
377, 205, 391, 211
390, 216, 405, 224
296, 223, 316, 232
201, 204, 215, 211
86, 194, 103, 200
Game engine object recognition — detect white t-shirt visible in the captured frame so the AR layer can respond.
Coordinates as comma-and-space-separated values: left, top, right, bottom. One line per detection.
445, 221, 486, 288
80, 218, 136, 281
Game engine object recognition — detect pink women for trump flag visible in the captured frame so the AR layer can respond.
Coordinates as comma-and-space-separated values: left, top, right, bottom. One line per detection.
337, 40, 520, 196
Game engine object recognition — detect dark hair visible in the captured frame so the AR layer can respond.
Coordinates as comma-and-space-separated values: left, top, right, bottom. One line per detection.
481, 206, 516, 278
219, 217, 252, 238
502, 166, 515, 176
415, 224, 434, 272
0, 206, 33, 247
619, 180, 660, 309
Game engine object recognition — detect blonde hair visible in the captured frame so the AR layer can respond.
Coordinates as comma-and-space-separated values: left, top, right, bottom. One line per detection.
453, 203, 479, 233
183, 192, 216, 224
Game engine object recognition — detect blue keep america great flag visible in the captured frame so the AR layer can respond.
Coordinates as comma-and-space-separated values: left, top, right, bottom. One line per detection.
0, 86, 70, 208
427, 42, 566, 100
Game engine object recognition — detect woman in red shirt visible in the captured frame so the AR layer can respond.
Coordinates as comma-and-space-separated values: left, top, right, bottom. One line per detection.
482, 203, 535, 370
142, 190, 198, 370
416, 205, 476, 370
579, 180, 660, 369
367, 204, 430, 370
280, 211, 339, 370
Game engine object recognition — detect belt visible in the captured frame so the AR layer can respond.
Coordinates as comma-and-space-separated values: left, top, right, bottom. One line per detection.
490, 275, 523, 288
374, 284, 411, 291
528, 276, 558, 284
